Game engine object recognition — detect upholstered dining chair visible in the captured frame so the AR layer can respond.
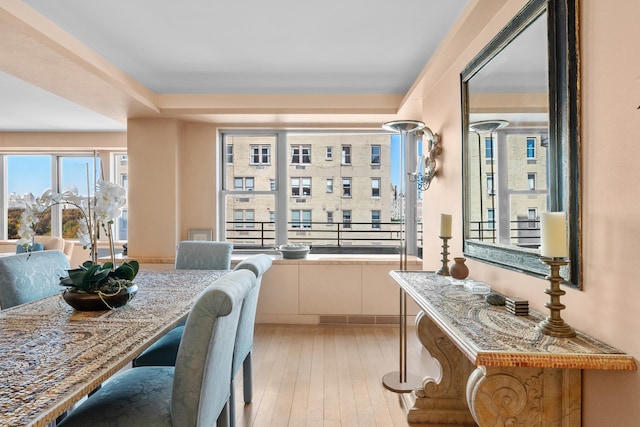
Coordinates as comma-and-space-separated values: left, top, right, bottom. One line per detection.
0, 250, 70, 309
132, 240, 234, 367
133, 254, 272, 427
57, 269, 257, 427
175, 241, 233, 270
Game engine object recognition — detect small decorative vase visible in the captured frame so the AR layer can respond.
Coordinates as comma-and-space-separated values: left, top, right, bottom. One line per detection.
62, 284, 138, 311
450, 257, 469, 280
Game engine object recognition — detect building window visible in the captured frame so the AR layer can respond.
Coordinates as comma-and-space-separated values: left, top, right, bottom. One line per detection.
486, 173, 495, 195
270, 179, 276, 191
233, 210, 255, 228
226, 144, 234, 164
372, 210, 381, 229
326, 178, 334, 193
371, 145, 381, 164
526, 137, 536, 159
250, 145, 271, 165
291, 145, 311, 164
485, 137, 494, 159
342, 178, 352, 197
341, 145, 351, 165
528, 173, 536, 190
291, 210, 312, 229
326, 146, 333, 160
487, 208, 496, 230
371, 178, 381, 197
269, 211, 275, 224
342, 210, 352, 229
234, 177, 254, 191
327, 212, 333, 224
291, 177, 312, 197
528, 208, 538, 229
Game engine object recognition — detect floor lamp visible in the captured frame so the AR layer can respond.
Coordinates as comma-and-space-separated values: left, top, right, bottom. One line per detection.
381, 120, 424, 393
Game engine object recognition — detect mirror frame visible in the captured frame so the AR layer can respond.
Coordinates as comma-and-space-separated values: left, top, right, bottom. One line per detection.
460, 0, 581, 288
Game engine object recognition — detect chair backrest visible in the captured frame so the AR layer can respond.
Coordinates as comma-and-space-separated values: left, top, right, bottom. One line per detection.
231, 254, 272, 374
172, 269, 256, 427
0, 250, 70, 309
175, 241, 233, 270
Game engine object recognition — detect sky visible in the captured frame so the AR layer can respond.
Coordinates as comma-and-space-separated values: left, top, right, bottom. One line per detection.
7, 155, 100, 196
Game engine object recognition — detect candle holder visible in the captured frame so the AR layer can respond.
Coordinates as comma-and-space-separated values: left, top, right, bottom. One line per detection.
436, 236, 451, 276
536, 257, 576, 338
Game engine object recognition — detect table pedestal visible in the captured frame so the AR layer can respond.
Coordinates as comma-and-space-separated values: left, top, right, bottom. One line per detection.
403, 311, 581, 426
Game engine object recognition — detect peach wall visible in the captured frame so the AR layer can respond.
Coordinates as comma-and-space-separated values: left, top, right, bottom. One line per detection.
179, 122, 219, 240
420, 0, 640, 425
127, 119, 181, 258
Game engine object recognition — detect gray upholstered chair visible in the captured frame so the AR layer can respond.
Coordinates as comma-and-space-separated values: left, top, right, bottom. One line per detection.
0, 250, 70, 309
175, 241, 233, 270
57, 269, 257, 427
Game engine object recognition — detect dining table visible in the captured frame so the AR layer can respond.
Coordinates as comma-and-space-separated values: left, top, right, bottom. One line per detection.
0, 269, 229, 427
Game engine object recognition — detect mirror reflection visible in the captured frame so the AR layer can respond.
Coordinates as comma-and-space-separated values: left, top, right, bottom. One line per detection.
462, 0, 580, 288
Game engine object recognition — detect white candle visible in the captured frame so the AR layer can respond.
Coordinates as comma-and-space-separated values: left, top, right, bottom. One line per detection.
440, 214, 452, 238
540, 212, 568, 258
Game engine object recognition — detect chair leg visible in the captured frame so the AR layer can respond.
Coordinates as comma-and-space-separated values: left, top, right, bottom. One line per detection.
242, 352, 253, 403
217, 401, 230, 427
229, 377, 236, 427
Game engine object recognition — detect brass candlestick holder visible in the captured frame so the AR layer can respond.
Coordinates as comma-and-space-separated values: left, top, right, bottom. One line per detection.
536, 257, 576, 338
436, 236, 451, 276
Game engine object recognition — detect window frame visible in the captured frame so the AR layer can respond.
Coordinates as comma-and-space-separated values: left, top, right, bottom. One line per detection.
342, 177, 352, 198
371, 145, 381, 165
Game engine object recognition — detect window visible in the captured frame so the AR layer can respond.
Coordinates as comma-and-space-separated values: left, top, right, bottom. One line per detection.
526, 137, 536, 159
372, 210, 381, 229
342, 210, 352, 229
326, 178, 334, 193
486, 173, 495, 195
371, 178, 381, 197
291, 177, 311, 197
234, 177, 254, 191
528, 208, 538, 229
341, 145, 351, 165
291, 210, 312, 229
291, 145, 311, 164
487, 208, 496, 230
234, 210, 255, 228
226, 144, 234, 164
371, 145, 381, 164
327, 212, 333, 224
485, 137, 494, 159
250, 145, 271, 165
342, 178, 352, 197
5, 154, 105, 241
270, 179, 276, 191
269, 211, 275, 224
528, 173, 536, 190
326, 146, 333, 160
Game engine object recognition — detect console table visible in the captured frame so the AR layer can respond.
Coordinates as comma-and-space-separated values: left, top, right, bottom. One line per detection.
390, 271, 636, 426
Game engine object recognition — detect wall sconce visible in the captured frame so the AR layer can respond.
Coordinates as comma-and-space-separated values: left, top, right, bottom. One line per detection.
410, 127, 441, 191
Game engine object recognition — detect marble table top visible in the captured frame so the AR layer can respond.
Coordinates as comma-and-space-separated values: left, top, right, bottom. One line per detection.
0, 269, 228, 427
391, 271, 636, 371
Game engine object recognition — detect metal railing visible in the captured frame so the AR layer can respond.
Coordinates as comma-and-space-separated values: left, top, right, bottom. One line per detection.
225, 220, 423, 251
468, 219, 541, 248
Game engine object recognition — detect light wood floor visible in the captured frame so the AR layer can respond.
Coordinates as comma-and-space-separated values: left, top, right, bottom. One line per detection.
232, 324, 429, 427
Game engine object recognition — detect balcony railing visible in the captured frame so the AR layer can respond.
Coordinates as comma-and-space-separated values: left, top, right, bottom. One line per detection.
225, 220, 423, 252
468, 219, 541, 248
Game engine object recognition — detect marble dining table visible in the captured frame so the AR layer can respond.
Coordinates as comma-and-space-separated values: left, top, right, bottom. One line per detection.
0, 269, 229, 427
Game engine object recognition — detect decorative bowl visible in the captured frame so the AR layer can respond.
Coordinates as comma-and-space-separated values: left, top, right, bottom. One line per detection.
279, 244, 310, 259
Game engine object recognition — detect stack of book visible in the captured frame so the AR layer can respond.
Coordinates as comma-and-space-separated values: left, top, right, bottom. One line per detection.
505, 297, 529, 316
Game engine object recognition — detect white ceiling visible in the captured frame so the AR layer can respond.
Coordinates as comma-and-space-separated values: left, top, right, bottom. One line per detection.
0, 0, 469, 131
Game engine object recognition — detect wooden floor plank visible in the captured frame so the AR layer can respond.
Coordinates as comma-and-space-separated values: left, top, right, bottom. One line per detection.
234, 324, 414, 426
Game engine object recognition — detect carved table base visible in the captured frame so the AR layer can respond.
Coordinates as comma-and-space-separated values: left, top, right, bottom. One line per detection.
406, 311, 581, 426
